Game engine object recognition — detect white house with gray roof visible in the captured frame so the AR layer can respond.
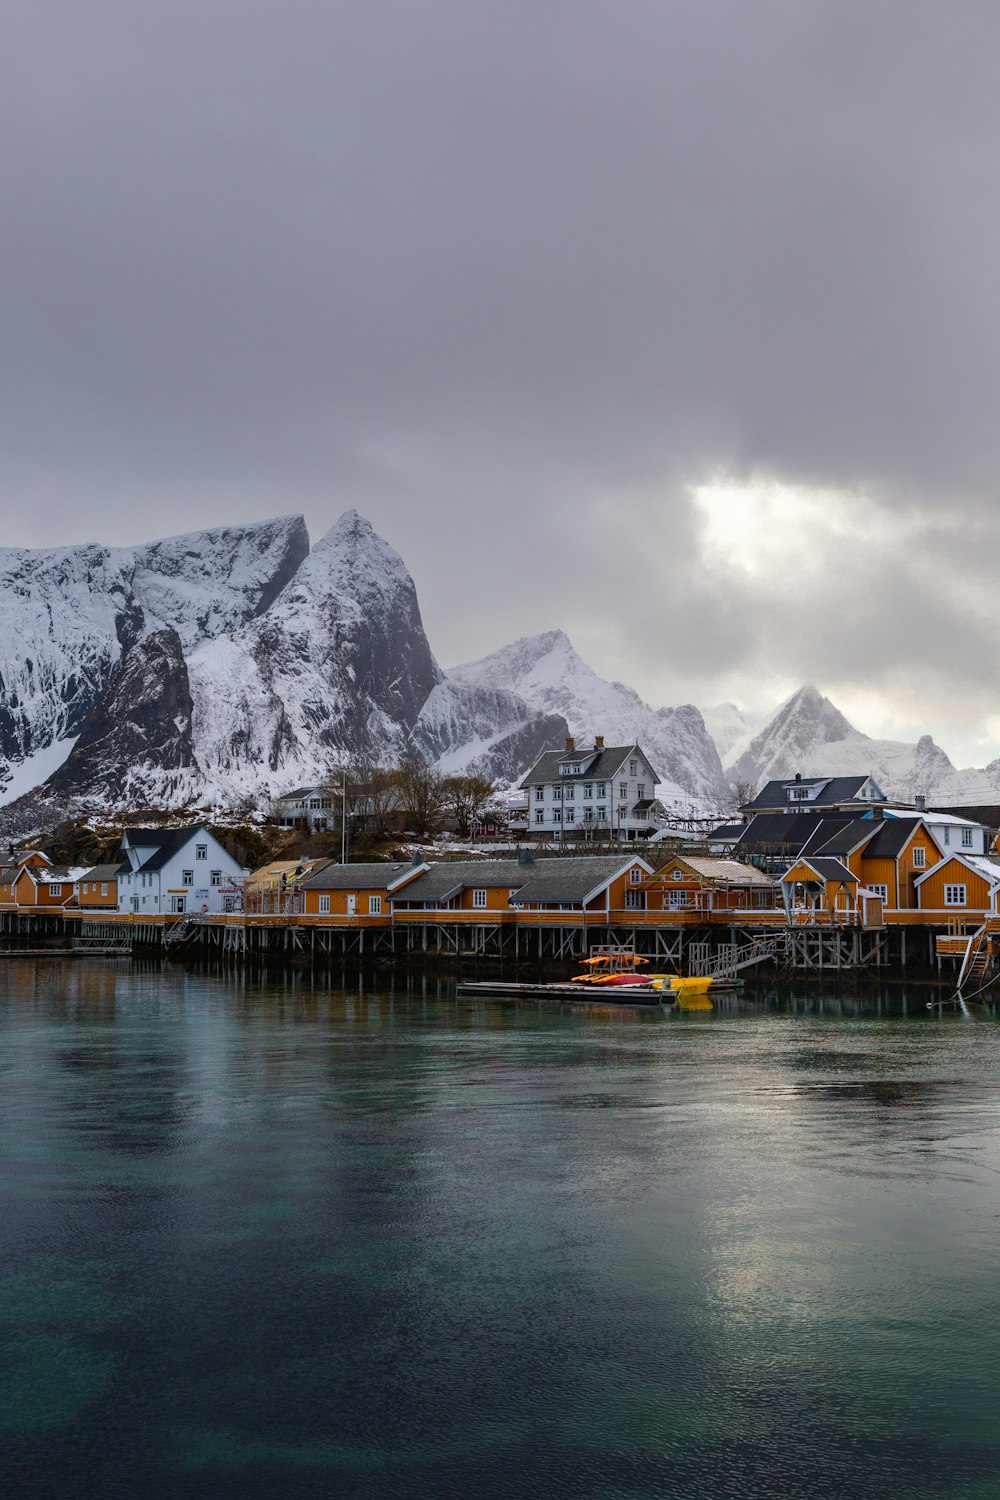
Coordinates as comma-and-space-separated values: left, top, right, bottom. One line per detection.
116, 826, 246, 916
519, 736, 666, 840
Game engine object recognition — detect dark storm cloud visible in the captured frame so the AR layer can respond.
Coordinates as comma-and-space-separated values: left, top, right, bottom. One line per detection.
2, 0, 999, 746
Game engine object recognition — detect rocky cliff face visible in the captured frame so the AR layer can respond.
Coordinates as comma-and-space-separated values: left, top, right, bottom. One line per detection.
0, 515, 309, 801
728, 685, 856, 788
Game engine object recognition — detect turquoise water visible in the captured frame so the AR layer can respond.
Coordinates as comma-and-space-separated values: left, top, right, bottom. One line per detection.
2, 959, 1000, 1497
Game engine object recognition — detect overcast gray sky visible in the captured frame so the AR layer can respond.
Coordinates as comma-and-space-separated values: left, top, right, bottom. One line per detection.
3, 1, 999, 762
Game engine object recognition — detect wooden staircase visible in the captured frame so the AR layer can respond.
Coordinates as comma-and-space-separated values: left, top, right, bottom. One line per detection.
957, 924, 991, 992
690, 932, 791, 980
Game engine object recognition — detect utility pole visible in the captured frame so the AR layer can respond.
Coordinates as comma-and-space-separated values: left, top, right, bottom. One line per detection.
341, 770, 348, 866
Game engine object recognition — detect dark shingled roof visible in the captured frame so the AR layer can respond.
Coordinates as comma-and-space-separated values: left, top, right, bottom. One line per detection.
730, 812, 865, 854
393, 860, 529, 905
511, 855, 649, 905
519, 744, 661, 789
799, 857, 858, 884
297, 861, 422, 892
804, 822, 878, 858
857, 817, 923, 860
743, 775, 877, 812
121, 826, 213, 873
80, 864, 127, 882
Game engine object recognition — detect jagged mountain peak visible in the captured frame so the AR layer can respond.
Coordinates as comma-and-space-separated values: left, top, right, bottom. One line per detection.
728, 684, 859, 788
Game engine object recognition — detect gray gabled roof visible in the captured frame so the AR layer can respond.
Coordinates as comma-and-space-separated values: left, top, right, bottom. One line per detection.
511, 855, 651, 905
742, 775, 878, 812
804, 822, 877, 858
519, 744, 661, 789
80, 864, 127, 882
297, 861, 424, 892
791, 857, 858, 884
857, 817, 922, 860
121, 826, 216, 873
392, 860, 529, 904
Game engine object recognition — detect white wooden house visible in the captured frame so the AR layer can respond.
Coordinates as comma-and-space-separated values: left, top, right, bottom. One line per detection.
116, 826, 246, 916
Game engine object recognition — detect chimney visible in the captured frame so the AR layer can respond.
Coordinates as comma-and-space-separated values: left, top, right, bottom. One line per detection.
565, 736, 575, 752
594, 736, 604, 749
794, 772, 802, 783
915, 794, 926, 812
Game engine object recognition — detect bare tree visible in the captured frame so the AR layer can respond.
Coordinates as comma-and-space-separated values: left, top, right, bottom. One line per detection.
441, 774, 498, 839
396, 760, 446, 838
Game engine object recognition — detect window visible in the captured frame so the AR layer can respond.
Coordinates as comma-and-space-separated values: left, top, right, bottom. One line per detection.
472, 889, 487, 908
624, 889, 644, 909
619, 805, 628, 820
309, 799, 320, 809
962, 828, 974, 848
944, 884, 967, 906
48, 884, 62, 897
630, 760, 637, 776
131, 897, 140, 912
535, 810, 545, 824
369, 895, 382, 915
789, 788, 809, 802
583, 784, 593, 798
319, 894, 331, 913
672, 869, 683, 881
552, 810, 562, 823
637, 784, 645, 800
912, 847, 926, 869
943, 826, 950, 845
596, 808, 606, 823
182, 870, 194, 886
619, 782, 628, 798
596, 782, 606, 797
535, 786, 545, 800
101, 883, 108, 897
565, 807, 575, 823
869, 884, 888, 901
196, 843, 207, 860
629, 867, 642, 884
508, 889, 519, 903
553, 787, 562, 801
211, 870, 221, 886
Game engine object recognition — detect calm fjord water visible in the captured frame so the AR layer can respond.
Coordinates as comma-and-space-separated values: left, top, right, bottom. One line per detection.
2, 960, 1000, 1499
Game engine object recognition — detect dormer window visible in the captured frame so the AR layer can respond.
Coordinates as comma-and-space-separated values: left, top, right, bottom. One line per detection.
788, 787, 810, 802
560, 762, 581, 776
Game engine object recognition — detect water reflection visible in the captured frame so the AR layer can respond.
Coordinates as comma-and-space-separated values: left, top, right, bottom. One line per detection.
1, 959, 1000, 1498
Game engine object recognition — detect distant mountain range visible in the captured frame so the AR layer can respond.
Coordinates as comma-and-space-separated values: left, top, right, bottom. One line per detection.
713, 684, 1000, 807
1, 513, 997, 829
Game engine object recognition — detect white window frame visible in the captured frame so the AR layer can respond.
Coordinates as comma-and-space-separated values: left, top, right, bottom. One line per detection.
944, 884, 967, 906
211, 870, 221, 886
195, 843, 208, 860
912, 847, 926, 869
369, 895, 382, 915
472, 888, 487, 909
318, 894, 331, 914
629, 867, 642, 884
869, 884, 888, 901
101, 883, 109, 897
48, 883, 62, 897
182, 870, 194, 886
961, 828, 974, 848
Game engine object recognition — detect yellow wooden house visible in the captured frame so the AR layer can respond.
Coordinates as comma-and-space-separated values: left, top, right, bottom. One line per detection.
296, 861, 427, 919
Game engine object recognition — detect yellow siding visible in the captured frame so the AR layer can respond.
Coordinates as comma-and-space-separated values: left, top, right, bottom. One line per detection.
917, 857, 992, 915
454, 885, 515, 912
858, 855, 899, 907
302, 886, 390, 916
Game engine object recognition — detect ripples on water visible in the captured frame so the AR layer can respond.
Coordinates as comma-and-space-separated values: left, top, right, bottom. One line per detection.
2, 959, 1000, 1498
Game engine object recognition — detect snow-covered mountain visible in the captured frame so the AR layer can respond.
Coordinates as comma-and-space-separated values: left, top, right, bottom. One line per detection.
0, 516, 308, 801
0, 512, 576, 818
700, 701, 755, 763
726, 684, 1000, 805
449, 630, 732, 810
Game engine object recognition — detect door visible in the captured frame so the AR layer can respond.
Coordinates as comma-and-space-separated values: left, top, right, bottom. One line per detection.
346, 895, 356, 916
170, 895, 186, 914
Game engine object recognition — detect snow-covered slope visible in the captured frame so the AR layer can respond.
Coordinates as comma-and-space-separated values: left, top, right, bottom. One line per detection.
0, 516, 308, 800
701, 701, 755, 763
449, 630, 732, 809
727, 684, 1000, 805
